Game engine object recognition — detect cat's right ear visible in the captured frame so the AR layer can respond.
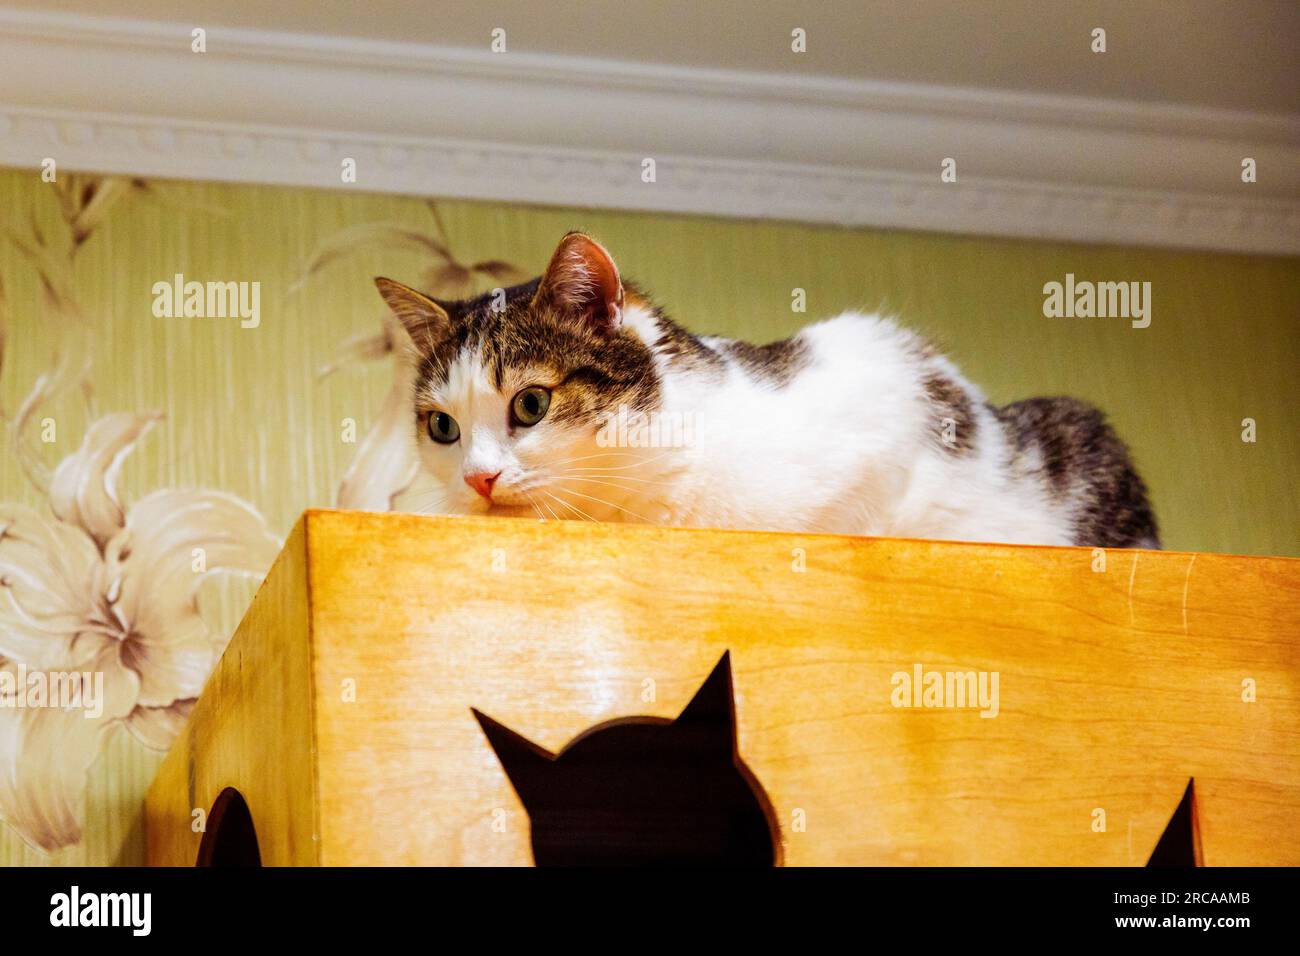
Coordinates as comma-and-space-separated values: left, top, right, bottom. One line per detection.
532, 232, 625, 337
374, 277, 451, 346
672, 651, 738, 757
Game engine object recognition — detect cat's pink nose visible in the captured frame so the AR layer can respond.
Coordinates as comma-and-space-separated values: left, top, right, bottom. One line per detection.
465, 471, 501, 500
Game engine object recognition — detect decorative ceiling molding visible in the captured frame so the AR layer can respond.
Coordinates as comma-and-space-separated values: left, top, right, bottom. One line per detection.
1, 9, 1297, 255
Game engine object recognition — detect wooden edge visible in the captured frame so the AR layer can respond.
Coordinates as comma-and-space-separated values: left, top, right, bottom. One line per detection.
144, 515, 320, 866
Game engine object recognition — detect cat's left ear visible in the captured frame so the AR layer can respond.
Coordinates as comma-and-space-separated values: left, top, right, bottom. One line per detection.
472, 708, 554, 807
532, 232, 625, 336
672, 652, 737, 753
374, 277, 452, 346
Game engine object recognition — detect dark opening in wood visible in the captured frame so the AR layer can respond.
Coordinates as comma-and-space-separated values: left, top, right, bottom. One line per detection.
196, 787, 262, 867
474, 651, 779, 866
1147, 778, 1201, 866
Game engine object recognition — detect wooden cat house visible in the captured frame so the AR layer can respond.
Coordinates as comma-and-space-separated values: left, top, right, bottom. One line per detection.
145, 510, 1300, 865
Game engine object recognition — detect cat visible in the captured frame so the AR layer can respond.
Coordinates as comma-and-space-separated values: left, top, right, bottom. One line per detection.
472, 651, 777, 866
375, 231, 1160, 548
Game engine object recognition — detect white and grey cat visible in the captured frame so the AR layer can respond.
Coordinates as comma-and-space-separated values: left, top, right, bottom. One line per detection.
375, 232, 1159, 548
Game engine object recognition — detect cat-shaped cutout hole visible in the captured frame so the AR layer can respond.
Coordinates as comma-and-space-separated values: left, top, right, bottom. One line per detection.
473, 651, 779, 866
195, 787, 262, 867
1146, 778, 1201, 866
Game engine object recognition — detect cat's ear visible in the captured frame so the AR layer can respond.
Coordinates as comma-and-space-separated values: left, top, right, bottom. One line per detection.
374, 277, 451, 346
472, 708, 554, 805
672, 651, 737, 754
532, 232, 625, 336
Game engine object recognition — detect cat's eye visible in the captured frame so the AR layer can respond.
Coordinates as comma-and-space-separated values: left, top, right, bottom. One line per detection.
511, 386, 551, 427
427, 411, 460, 444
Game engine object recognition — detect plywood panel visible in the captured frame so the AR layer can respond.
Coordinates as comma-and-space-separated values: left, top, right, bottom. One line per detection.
145, 520, 318, 866
293, 511, 1299, 866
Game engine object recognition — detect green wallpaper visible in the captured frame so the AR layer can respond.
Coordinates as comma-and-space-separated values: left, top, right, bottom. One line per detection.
0, 166, 1296, 865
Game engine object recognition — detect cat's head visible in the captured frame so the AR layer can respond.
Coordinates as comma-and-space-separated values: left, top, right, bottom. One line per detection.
375, 233, 663, 517
472, 652, 778, 866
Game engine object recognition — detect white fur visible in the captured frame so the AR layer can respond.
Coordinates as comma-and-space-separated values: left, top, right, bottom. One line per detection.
415, 304, 1077, 545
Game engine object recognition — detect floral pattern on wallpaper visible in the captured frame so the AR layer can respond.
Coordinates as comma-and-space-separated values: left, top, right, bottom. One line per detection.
0, 184, 524, 854
0, 177, 280, 852
300, 201, 525, 511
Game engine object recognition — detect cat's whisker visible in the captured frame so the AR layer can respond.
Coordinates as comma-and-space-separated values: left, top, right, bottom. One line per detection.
520, 490, 544, 521
543, 490, 598, 523
543, 450, 659, 469
558, 451, 681, 473
405, 491, 443, 516
554, 485, 656, 524
539, 491, 579, 521
523, 490, 561, 523
558, 476, 668, 500
559, 472, 678, 489
544, 449, 637, 464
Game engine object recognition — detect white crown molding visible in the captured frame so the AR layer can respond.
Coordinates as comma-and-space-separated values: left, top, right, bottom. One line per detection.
1, 9, 1297, 256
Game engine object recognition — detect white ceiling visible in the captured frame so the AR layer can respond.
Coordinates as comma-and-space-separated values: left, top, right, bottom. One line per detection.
1, 2, 1295, 253
7, 0, 1298, 114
